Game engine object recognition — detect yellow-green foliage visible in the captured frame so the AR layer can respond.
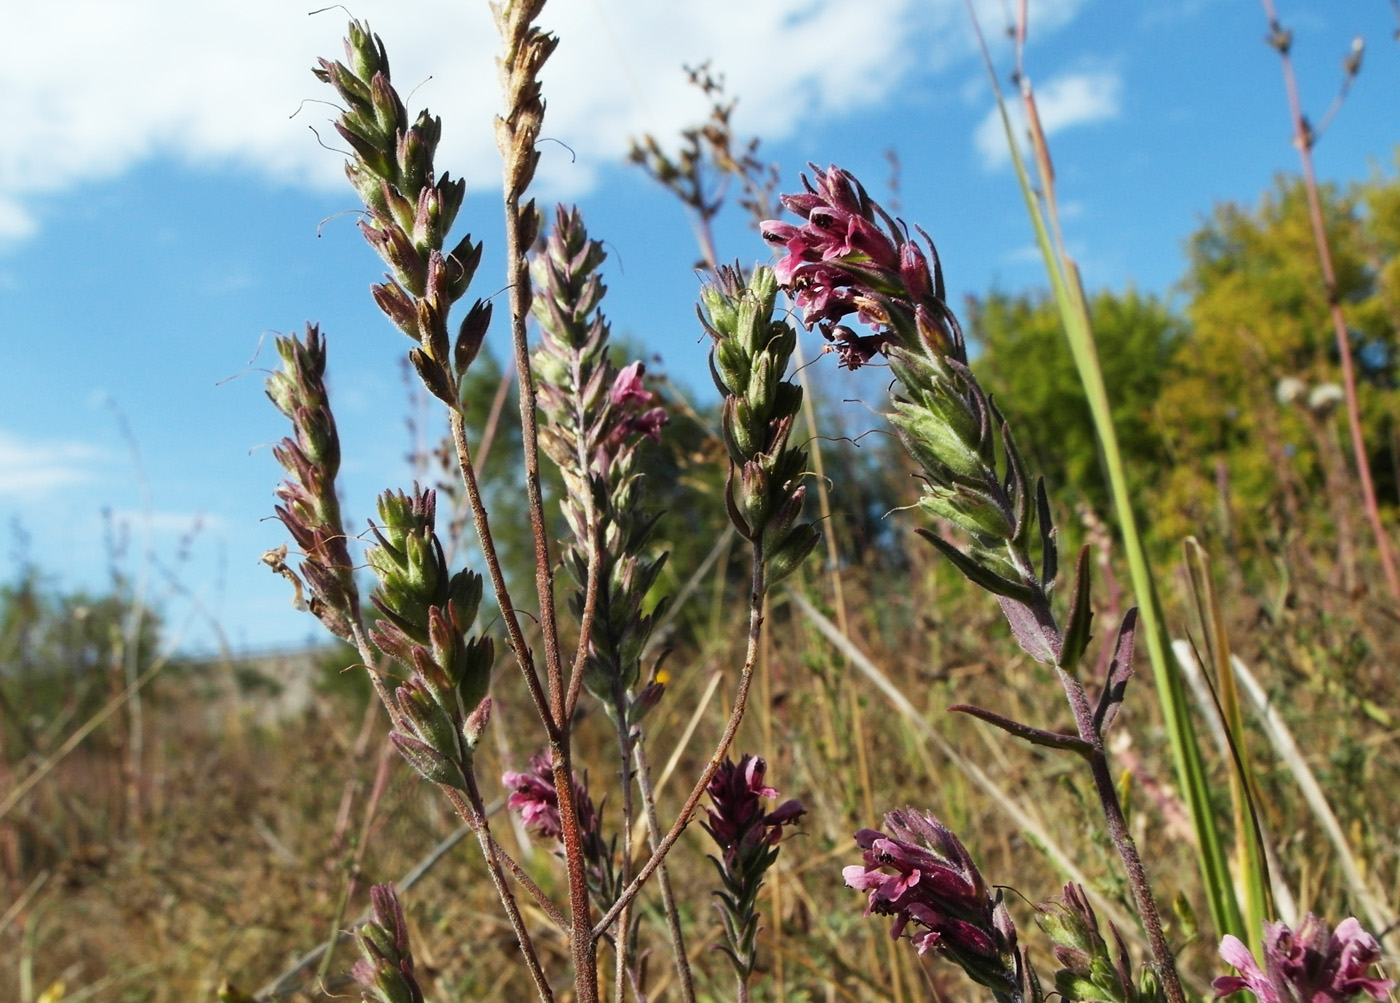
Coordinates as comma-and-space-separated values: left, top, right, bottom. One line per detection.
970, 287, 1185, 519
974, 161, 1400, 567
1367, 154, 1400, 326
1156, 168, 1400, 547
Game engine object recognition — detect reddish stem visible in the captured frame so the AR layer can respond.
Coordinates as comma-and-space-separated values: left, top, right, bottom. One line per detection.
1260, 0, 1400, 598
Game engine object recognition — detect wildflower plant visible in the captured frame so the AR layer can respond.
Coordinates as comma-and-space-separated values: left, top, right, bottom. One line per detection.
504, 751, 617, 907
530, 205, 669, 722
702, 755, 804, 1000
364, 486, 493, 791
698, 263, 820, 587
761, 157, 1396, 1003
528, 202, 708, 1000
351, 884, 426, 1003
1037, 882, 1164, 1003
262, 9, 819, 1002
763, 164, 1187, 1003
762, 166, 1059, 654
264, 324, 360, 644
845, 809, 1034, 1003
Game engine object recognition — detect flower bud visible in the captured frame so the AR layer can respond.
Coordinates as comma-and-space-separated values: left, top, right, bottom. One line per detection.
397, 678, 458, 759
628, 681, 665, 725
390, 731, 465, 789
372, 280, 421, 342
409, 347, 454, 405
454, 299, 492, 376
712, 339, 749, 395
739, 461, 771, 530
461, 695, 491, 751
458, 636, 494, 715
747, 352, 777, 414
438, 235, 480, 306
765, 524, 820, 586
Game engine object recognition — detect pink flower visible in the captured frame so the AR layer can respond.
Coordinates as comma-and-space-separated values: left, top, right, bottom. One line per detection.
702, 755, 805, 981
502, 752, 604, 861
844, 809, 1021, 995
1214, 914, 1392, 1003
603, 361, 667, 449
761, 165, 957, 369
702, 755, 804, 863
610, 360, 655, 408
502, 753, 565, 839
633, 406, 667, 441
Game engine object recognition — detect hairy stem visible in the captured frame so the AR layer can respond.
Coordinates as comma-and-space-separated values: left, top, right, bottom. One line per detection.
550, 735, 599, 1001
492, 72, 596, 993
634, 738, 698, 1003
564, 371, 606, 725
593, 550, 768, 938
564, 520, 603, 724
443, 363, 514, 567
488, 826, 572, 934
1058, 667, 1186, 1003
459, 771, 557, 1003
346, 620, 556, 1001
348, 621, 402, 734
449, 409, 554, 728
1008, 545, 1186, 1003
612, 707, 636, 1003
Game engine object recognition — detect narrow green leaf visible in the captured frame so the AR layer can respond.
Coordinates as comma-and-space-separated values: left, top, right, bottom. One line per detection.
1057, 546, 1094, 671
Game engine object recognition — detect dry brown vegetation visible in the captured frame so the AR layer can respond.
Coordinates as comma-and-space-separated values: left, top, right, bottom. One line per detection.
5, 529, 1398, 1001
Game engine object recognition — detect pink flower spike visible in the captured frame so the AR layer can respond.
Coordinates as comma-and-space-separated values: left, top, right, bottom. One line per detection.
845, 809, 1021, 996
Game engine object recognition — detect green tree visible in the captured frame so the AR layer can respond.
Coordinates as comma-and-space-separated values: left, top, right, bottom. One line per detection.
968, 287, 1186, 522
0, 564, 161, 759
1156, 169, 1400, 554
1361, 152, 1400, 387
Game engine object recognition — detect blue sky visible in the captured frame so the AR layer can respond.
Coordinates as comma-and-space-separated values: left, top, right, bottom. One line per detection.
2, 0, 1397, 654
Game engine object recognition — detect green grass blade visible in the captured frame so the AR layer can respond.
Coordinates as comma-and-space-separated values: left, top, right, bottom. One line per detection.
1184, 538, 1270, 951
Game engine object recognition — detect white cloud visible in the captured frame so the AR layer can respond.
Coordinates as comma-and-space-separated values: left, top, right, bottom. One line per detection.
0, 0, 1089, 245
105, 508, 225, 535
0, 197, 36, 241
0, 430, 101, 498
973, 69, 1122, 169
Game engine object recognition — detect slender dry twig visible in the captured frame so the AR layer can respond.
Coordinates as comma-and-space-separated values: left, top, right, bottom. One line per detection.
443, 361, 515, 566
1259, 0, 1399, 598
593, 553, 768, 938
490, 6, 598, 999
343, 617, 556, 1003
634, 737, 698, 1003
611, 700, 637, 1003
